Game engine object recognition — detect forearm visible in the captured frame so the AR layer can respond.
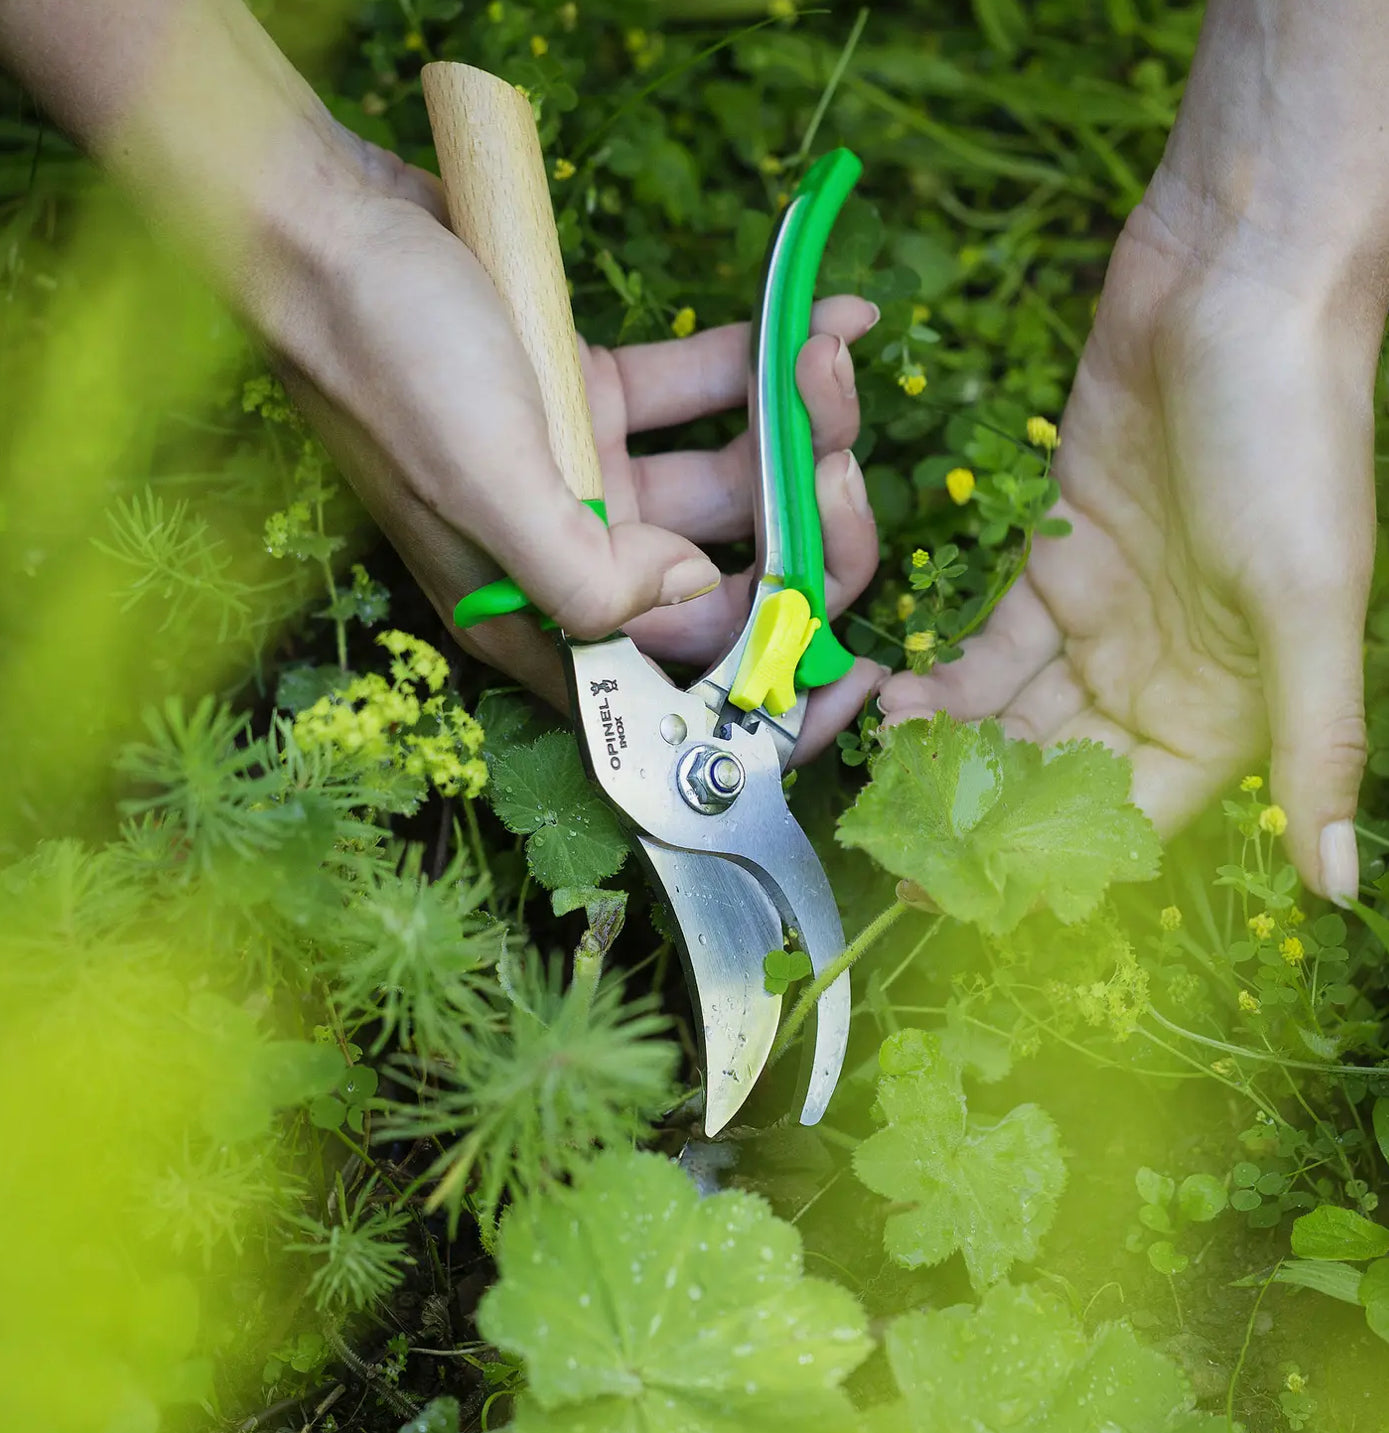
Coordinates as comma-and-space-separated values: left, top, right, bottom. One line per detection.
0, 0, 370, 325
1145, 0, 1389, 306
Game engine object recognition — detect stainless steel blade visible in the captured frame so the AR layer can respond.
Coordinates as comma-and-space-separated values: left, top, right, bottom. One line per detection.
636, 836, 782, 1136
566, 635, 851, 1129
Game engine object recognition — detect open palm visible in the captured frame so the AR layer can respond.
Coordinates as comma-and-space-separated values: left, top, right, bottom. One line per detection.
880, 205, 1379, 900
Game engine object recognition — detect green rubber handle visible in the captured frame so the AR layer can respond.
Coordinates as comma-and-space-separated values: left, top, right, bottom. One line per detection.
763, 148, 862, 689
453, 500, 607, 629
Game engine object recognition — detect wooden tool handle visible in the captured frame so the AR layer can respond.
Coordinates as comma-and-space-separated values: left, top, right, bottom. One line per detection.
423, 62, 604, 502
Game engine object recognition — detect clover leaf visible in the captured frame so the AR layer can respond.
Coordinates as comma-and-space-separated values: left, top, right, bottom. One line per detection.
478, 1149, 872, 1432
837, 715, 1160, 935
877, 1281, 1227, 1432
852, 1029, 1065, 1290
487, 731, 629, 890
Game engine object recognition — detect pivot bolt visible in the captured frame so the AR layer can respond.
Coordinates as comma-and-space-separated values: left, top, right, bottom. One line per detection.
677, 745, 746, 814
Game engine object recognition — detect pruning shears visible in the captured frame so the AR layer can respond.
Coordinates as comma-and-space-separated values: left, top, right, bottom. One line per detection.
424, 62, 860, 1135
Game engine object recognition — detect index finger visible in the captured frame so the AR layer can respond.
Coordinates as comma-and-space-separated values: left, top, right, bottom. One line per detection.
611, 295, 878, 433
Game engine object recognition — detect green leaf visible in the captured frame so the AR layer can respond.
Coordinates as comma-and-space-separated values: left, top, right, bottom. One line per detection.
1178, 1173, 1228, 1223
488, 731, 629, 890
1348, 897, 1389, 957
1291, 1205, 1389, 1261
852, 1030, 1066, 1290
1239, 1259, 1363, 1303
399, 1398, 460, 1433
479, 1150, 872, 1431
1135, 1167, 1174, 1208
1375, 1097, 1389, 1164
883, 1282, 1226, 1432
763, 947, 813, 995
838, 715, 1160, 935
1147, 1240, 1188, 1275
1358, 1258, 1389, 1342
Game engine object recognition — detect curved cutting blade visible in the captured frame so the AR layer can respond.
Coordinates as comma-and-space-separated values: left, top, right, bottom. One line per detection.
636, 835, 783, 1136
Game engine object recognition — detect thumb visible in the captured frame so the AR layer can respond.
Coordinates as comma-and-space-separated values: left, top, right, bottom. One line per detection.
1258, 583, 1368, 905
484, 486, 722, 641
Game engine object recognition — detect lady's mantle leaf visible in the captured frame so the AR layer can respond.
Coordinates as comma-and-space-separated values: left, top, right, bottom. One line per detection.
879, 1282, 1227, 1431
852, 1030, 1065, 1290
837, 715, 1160, 934
487, 731, 629, 890
478, 1150, 872, 1433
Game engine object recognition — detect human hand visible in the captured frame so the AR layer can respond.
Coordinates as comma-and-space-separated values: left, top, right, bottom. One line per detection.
878, 194, 1383, 901
267, 140, 883, 761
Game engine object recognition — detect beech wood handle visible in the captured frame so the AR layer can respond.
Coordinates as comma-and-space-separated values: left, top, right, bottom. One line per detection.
422, 62, 604, 502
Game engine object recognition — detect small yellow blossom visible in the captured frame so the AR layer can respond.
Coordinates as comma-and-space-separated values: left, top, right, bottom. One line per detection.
769, 0, 797, 17
403, 29, 426, 51
904, 630, 936, 656
1288, 905, 1306, 926
530, 34, 548, 56
1240, 774, 1264, 792
625, 26, 648, 51
896, 593, 917, 622
487, 0, 504, 19
911, 549, 931, 569
898, 372, 927, 397
1026, 415, 1059, 450
1286, 1372, 1307, 1394
1281, 936, 1305, 964
671, 306, 697, 339
758, 154, 784, 175
1248, 913, 1275, 940
1238, 989, 1261, 1014
558, 2, 578, 28
911, 302, 931, 324
775, 190, 790, 211
1159, 906, 1182, 932
1211, 1058, 1236, 1077
945, 467, 976, 505
1258, 804, 1288, 837
552, 157, 576, 181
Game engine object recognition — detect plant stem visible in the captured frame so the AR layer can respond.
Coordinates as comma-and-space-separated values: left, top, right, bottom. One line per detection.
770, 899, 910, 1065
790, 7, 870, 168
1225, 1263, 1280, 1430
1146, 1007, 1389, 1077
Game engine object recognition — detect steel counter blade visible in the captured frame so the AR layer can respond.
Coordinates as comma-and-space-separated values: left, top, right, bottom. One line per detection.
636, 836, 782, 1136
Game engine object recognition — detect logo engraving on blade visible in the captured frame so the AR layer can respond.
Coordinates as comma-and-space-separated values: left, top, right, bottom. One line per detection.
588, 679, 618, 695
595, 693, 628, 770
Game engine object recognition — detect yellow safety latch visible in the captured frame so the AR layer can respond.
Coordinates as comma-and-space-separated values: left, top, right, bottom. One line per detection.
728, 588, 821, 716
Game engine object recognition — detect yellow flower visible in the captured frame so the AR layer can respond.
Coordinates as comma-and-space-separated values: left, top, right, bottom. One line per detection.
896, 593, 917, 622
530, 34, 548, 56
758, 154, 784, 175
945, 467, 976, 505
487, 0, 504, 18
1281, 936, 1305, 964
1247, 913, 1275, 940
911, 302, 931, 324
911, 548, 931, 568
898, 372, 926, 397
1258, 804, 1288, 837
625, 27, 648, 51
1286, 1372, 1307, 1394
1288, 905, 1306, 926
769, 0, 797, 16
558, 2, 578, 28
1026, 415, 1059, 450
1238, 989, 1261, 1014
1240, 774, 1263, 792
904, 630, 936, 655
671, 306, 696, 339
403, 29, 426, 51
552, 157, 576, 181
1159, 906, 1182, 932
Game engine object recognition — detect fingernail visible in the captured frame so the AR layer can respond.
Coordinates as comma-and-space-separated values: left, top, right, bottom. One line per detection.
840, 450, 872, 520
832, 338, 856, 399
660, 558, 721, 606
1319, 819, 1359, 907
865, 302, 882, 331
